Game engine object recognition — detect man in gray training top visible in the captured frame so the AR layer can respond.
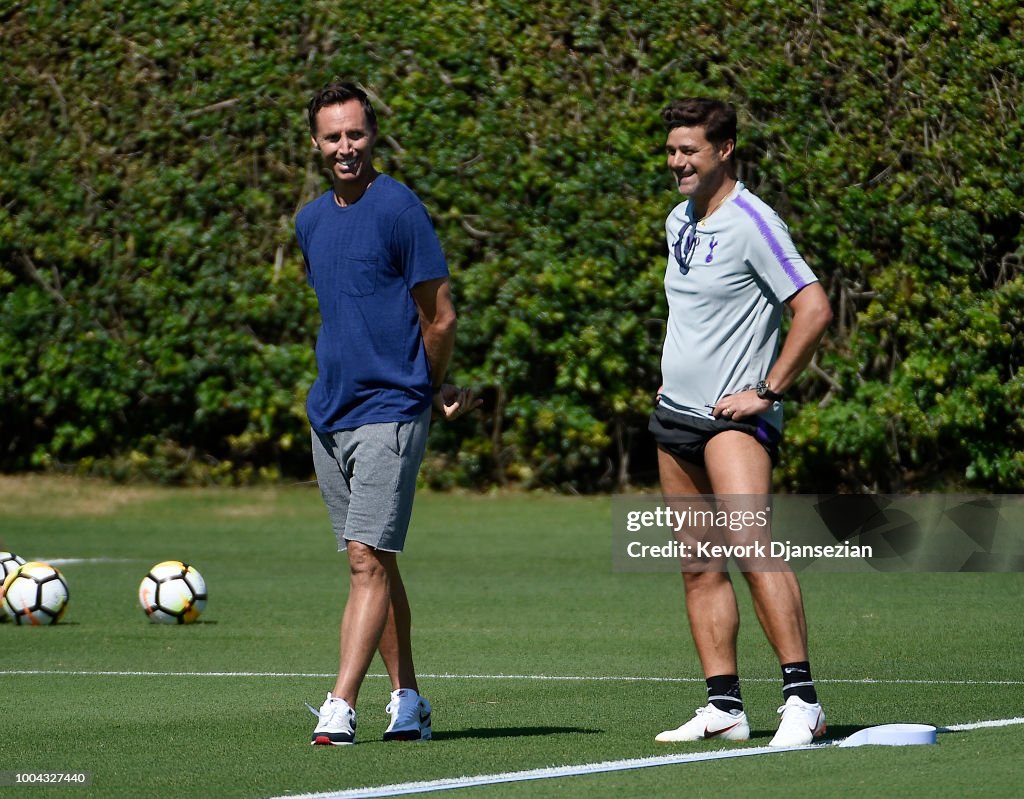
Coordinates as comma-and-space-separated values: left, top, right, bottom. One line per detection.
649, 98, 833, 747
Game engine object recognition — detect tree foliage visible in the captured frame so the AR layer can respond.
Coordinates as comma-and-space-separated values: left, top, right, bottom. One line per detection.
1, 0, 1021, 491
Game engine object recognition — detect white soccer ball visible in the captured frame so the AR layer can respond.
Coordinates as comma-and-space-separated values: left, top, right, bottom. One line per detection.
138, 561, 207, 624
1, 561, 69, 625
0, 552, 27, 624
0, 551, 26, 581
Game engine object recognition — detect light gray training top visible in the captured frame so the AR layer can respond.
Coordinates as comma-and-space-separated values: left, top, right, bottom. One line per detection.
659, 181, 819, 433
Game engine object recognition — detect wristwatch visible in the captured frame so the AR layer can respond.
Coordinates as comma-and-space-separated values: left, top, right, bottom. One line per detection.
755, 380, 785, 402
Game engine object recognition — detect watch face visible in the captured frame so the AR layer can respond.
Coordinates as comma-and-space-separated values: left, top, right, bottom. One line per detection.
756, 380, 781, 400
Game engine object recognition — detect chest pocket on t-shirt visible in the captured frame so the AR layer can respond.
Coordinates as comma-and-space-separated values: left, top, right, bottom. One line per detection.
335, 252, 380, 296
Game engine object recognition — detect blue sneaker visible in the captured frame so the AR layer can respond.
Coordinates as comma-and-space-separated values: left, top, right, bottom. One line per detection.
383, 688, 432, 741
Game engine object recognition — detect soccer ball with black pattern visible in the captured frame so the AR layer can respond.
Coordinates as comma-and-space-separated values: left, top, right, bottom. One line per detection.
0, 551, 27, 623
0, 553, 27, 622
0, 551, 26, 581
138, 560, 207, 624
1, 561, 69, 625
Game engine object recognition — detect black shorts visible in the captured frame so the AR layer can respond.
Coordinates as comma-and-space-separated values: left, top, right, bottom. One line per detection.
649, 404, 781, 467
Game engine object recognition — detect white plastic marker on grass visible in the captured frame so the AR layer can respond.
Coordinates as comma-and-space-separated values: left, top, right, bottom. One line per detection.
838, 716, 1024, 747
837, 723, 937, 747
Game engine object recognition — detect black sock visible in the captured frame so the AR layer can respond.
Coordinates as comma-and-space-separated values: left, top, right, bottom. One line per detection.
781, 661, 818, 704
706, 674, 743, 713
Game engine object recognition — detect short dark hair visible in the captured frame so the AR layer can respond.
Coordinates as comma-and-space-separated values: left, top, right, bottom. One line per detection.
307, 81, 378, 136
662, 98, 737, 148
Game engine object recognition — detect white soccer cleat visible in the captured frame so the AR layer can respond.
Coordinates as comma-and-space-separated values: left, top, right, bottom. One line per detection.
307, 693, 357, 745
655, 704, 750, 742
768, 696, 827, 747
383, 688, 432, 742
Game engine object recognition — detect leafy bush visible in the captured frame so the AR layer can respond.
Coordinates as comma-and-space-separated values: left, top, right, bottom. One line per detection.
1, 1, 1021, 491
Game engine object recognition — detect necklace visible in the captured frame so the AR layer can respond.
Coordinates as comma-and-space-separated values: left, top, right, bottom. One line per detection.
696, 184, 736, 228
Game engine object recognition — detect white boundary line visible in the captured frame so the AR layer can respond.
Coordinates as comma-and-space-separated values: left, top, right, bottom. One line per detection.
266, 743, 830, 799
32, 557, 142, 565
265, 718, 1024, 799
939, 717, 1024, 732
2, 669, 1023, 687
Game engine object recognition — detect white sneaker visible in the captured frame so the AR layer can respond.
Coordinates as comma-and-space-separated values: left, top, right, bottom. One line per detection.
383, 688, 432, 742
655, 704, 750, 742
769, 696, 826, 747
307, 693, 356, 745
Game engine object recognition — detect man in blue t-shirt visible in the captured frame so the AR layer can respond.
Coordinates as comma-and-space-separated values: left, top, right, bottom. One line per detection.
296, 82, 478, 746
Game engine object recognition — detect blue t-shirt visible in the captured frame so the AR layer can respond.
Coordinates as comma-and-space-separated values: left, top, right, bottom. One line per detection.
295, 175, 450, 433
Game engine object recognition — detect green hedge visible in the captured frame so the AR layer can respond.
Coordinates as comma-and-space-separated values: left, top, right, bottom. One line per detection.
1, 1, 1022, 491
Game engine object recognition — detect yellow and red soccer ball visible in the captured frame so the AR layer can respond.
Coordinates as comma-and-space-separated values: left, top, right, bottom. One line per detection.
1, 559, 69, 625
138, 560, 208, 624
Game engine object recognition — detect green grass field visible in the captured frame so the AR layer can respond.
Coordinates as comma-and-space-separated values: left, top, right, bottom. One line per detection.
2, 476, 1022, 798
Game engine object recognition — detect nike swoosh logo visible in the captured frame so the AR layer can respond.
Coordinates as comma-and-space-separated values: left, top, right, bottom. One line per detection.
420, 712, 431, 724
703, 720, 742, 738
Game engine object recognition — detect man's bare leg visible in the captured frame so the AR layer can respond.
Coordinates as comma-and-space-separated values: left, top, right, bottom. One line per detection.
332, 541, 393, 707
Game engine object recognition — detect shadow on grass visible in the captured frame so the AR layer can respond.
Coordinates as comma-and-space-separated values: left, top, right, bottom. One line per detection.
750, 724, 861, 743
433, 726, 603, 741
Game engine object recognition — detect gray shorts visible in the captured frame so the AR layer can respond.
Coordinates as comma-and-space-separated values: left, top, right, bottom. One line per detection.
311, 406, 431, 553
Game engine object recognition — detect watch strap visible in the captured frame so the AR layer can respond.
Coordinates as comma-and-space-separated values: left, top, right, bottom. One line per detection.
756, 380, 785, 401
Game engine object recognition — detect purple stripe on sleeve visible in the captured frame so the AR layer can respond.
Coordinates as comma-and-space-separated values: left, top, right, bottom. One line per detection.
734, 194, 809, 291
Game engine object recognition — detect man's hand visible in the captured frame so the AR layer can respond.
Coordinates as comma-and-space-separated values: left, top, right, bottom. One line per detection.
712, 391, 773, 422
433, 384, 483, 420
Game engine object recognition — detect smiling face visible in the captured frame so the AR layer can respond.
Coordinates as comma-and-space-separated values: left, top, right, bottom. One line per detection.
665, 125, 734, 205
311, 99, 378, 199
